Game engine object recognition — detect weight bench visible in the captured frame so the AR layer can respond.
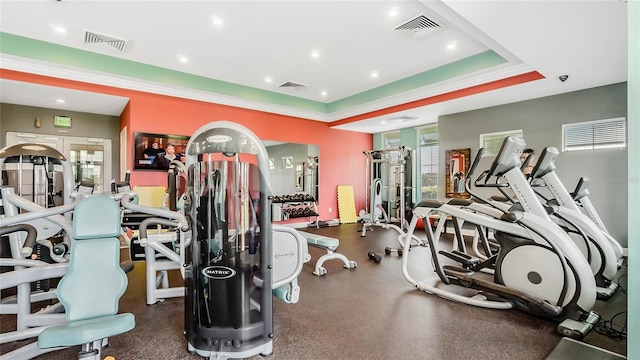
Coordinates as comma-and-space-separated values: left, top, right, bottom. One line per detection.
297, 231, 357, 276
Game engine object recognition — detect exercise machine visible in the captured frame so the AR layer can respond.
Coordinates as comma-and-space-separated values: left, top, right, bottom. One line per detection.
525, 146, 621, 298
182, 121, 274, 359
118, 150, 306, 323
0, 224, 69, 360
447, 144, 621, 300
571, 176, 623, 260
0, 144, 77, 358
0, 143, 75, 258
1, 143, 135, 359
530, 147, 624, 264
360, 147, 415, 232
482, 146, 620, 299
360, 147, 423, 249
401, 136, 600, 338
36, 195, 135, 360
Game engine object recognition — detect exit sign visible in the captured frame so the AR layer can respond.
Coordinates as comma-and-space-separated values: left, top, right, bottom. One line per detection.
54, 116, 72, 127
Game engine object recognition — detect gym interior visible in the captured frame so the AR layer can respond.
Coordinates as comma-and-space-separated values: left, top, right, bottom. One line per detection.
1, 1, 638, 360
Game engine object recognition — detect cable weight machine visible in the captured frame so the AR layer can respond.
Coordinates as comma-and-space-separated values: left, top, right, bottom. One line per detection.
361, 146, 415, 232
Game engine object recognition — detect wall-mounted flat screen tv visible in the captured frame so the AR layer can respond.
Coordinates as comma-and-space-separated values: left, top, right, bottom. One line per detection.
133, 132, 190, 170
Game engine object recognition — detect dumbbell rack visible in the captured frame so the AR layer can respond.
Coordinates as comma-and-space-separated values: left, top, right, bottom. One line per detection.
272, 194, 319, 224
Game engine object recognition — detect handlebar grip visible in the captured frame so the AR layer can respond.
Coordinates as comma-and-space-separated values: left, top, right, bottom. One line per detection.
467, 148, 484, 178
0, 224, 38, 257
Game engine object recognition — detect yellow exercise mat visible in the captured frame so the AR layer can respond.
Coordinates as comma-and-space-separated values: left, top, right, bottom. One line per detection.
337, 185, 358, 224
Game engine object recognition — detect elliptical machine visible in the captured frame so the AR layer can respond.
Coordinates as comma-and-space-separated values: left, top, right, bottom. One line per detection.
182, 121, 274, 359
525, 146, 621, 299
401, 136, 600, 338
570, 176, 625, 263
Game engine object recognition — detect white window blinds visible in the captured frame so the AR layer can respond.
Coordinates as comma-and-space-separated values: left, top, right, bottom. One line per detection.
562, 117, 626, 151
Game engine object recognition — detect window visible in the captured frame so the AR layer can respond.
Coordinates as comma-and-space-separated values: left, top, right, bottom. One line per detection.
381, 131, 401, 149
562, 117, 626, 152
479, 129, 523, 157
419, 125, 438, 200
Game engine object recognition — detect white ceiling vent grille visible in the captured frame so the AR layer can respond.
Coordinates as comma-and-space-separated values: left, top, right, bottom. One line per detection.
83, 30, 128, 52
277, 81, 308, 89
393, 14, 442, 40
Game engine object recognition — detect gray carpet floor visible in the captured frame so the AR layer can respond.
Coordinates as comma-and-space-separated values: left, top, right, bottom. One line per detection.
1, 223, 628, 359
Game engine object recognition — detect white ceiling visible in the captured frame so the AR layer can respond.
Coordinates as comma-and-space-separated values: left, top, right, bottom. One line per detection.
0, 0, 628, 134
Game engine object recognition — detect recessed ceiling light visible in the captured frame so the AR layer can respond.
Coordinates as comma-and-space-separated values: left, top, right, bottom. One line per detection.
447, 41, 458, 50
388, 8, 399, 17
320, 91, 327, 97
212, 16, 223, 26
179, 56, 189, 63
311, 50, 320, 58
265, 77, 272, 83
370, 71, 379, 78
56, 99, 65, 103
381, 120, 387, 125
50, 24, 67, 33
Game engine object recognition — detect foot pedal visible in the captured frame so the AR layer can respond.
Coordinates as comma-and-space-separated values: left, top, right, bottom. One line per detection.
557, 311, 600, 339
439, 250, 480, 267
596, 282, 619, 300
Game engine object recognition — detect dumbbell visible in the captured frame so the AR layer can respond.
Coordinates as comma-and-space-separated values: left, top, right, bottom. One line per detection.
384, 247, 403, 256
367, 251, 382, 263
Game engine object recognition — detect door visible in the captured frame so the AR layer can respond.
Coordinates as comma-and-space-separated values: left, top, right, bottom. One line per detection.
6, 132, 112, 193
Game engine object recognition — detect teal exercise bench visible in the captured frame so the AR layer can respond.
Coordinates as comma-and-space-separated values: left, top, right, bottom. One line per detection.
297, 231, 357, 276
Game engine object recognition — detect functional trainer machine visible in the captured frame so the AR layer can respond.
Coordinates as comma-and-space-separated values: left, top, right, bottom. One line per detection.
360, 147, 414, 231
360, 147, 423, 249
182, 121, 275, 359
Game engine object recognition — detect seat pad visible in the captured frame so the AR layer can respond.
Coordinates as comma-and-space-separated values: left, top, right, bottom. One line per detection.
298, 231, 339, 248
38, 313, 135, 349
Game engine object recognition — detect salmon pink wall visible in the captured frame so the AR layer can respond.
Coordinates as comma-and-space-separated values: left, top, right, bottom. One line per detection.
127, 91, 371, 219
1, 70, 372, 219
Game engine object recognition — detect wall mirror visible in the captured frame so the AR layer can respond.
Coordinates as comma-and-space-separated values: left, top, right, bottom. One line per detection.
264, 141, 319, 201
445, 148, 471, 199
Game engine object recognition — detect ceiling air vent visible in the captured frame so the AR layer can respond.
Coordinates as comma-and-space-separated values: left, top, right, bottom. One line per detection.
393, 14, 442, 40
277, 81, 308, 89
83, 30, 128, 52
389, 115, 418, 122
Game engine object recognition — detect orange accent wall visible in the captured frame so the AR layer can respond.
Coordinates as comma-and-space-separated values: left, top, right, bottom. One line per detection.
1, 69, 372, 219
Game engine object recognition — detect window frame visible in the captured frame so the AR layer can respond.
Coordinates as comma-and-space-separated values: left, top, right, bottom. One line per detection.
381, 130, 401, 150
418, 124, 438, 200
479, 129, 523, 157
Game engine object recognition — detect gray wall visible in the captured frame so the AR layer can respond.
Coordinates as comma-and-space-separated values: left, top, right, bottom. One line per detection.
0, 103, 121, 176
439, 82, 628, 246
